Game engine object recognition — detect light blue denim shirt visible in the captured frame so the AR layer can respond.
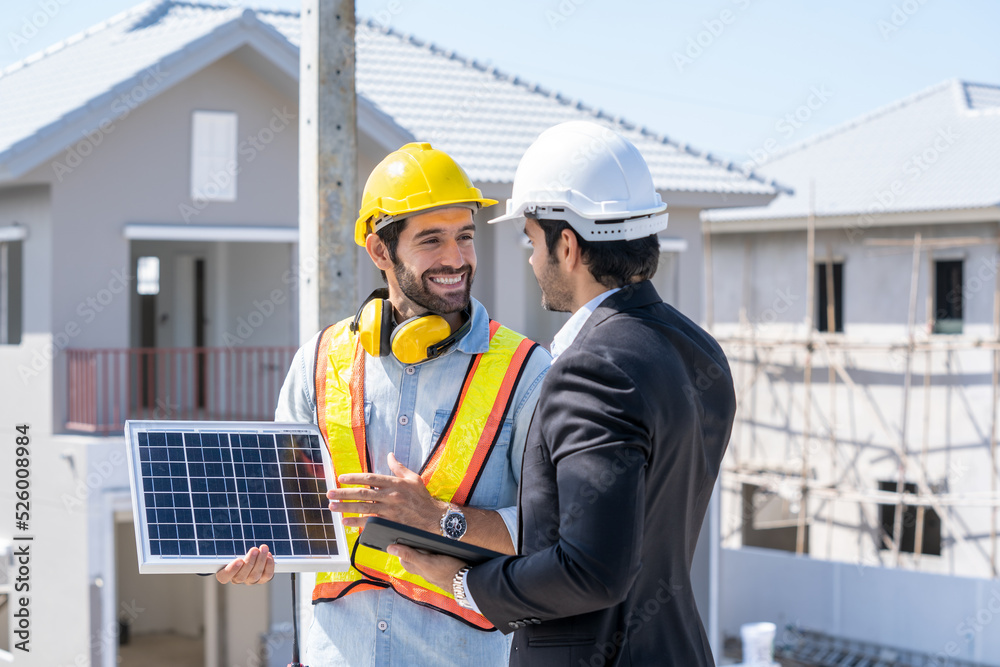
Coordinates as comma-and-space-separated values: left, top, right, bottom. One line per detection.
275, 297, 550, 667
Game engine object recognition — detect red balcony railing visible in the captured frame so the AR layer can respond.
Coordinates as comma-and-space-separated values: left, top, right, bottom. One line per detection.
66, 346, 297, 434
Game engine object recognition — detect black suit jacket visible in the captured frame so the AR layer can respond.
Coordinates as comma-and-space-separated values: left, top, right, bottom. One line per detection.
468, 281, 736, 666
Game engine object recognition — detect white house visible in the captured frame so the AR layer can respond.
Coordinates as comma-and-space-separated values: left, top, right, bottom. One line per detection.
0, 2, 779, 665
702, 79, 1000, 664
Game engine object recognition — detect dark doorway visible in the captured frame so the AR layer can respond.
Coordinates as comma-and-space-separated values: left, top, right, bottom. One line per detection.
934, 260, 963, 334
816, 262, 843, 333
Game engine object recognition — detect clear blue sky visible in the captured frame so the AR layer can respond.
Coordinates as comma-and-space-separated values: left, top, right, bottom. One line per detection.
2, 0, 997, 165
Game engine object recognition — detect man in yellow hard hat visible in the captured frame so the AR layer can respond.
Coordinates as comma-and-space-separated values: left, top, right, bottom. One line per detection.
216, 142, 551, 666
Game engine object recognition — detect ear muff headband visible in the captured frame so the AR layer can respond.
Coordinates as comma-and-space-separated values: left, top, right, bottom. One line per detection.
351, 289, 393, 357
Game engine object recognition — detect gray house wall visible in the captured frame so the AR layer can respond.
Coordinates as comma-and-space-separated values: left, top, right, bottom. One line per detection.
710, 222, 1000, 336
710, 219, 1000, 580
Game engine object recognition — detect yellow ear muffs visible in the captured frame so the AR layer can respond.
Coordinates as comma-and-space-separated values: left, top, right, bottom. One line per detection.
351, 289, 473, 364
390, 315, 453, 365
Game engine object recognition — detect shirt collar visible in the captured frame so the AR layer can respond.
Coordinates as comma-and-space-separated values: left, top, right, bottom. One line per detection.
550, 288, 620, 361
454, 297, 490, 355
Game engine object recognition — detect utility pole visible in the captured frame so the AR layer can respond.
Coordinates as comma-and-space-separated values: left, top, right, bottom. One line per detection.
294, 1, 358, 658
299, 0, 358, 342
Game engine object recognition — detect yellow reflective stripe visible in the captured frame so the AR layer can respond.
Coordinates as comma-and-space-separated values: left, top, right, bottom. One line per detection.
317, 319, 369, 587
423, 325, 523, 499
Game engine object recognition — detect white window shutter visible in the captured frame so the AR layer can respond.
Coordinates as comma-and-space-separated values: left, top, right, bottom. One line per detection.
191, 111, 237, 202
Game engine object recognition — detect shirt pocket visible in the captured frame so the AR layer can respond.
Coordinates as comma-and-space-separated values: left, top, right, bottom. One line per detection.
429, 409, 450, 446
467, 417, 514, 510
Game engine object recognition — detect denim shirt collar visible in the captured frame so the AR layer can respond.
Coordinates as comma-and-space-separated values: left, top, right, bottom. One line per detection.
454, 297, 490, 355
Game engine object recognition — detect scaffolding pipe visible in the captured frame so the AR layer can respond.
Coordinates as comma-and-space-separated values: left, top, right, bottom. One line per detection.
796, 182, 816, 556
891, 233, 922, 566
914, 251, 935, 564
991, 234, 1000, 578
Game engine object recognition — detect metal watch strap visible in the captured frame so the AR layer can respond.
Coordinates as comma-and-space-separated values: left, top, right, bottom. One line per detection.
452, 566, 473, 609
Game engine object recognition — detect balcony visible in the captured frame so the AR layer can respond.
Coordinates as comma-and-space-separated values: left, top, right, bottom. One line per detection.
66, 346, 297, 434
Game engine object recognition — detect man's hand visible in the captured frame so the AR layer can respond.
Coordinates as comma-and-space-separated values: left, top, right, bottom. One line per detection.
387, 544, 466, 592
328, 453, 447, 532
215, 545, 274, 585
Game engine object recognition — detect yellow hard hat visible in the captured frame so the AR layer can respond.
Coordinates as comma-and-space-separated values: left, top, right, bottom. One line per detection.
355, 142, 497, 246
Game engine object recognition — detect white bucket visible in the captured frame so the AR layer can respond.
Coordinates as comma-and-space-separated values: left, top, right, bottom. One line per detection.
740, 621, 776, 666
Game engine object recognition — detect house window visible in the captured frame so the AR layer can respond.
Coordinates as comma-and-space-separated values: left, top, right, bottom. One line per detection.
877, 480, 941, 555
0, 240, 23, 345
934, 260, 963, 334
816, 262, 843, 333
190, 111, 237, 202
136, 256, 160, 295
741, 483, 806, 553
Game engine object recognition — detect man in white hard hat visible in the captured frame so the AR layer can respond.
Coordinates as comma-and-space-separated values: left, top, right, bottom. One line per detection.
391, 121, 736, 666
215, 143, 551, 666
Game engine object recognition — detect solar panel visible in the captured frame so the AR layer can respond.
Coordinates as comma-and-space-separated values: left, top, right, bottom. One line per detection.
124, 420, 349, 574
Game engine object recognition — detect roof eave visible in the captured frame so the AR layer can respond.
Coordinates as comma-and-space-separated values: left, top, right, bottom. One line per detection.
0, 11, 301, 184
704, 205, 1000, 235
661, 189, 780, 210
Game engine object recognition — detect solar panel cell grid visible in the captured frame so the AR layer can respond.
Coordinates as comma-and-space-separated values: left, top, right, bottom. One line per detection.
128, 422, 347, 573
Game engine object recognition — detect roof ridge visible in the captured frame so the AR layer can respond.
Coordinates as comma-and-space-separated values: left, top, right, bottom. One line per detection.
962, 80, 1000, 91
175, 1, 300, 19
755, 78, 960, 166
357, 17, 786, 192
0, 0, 162, 80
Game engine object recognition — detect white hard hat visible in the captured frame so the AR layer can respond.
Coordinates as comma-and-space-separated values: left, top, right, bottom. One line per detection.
490, 120, 668, 241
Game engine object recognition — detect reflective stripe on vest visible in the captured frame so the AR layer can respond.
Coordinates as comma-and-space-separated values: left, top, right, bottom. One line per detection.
312, 317, 537, 630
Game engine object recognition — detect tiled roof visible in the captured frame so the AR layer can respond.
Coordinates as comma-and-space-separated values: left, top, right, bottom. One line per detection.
704, 80, 1000, 223
0, 0, 780, 197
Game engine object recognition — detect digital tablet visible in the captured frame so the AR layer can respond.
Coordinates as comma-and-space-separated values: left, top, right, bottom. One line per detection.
360, 517, 505, 565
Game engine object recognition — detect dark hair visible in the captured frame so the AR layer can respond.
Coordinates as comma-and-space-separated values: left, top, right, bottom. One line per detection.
374, 217, 408, 283
535, 218, 659, 288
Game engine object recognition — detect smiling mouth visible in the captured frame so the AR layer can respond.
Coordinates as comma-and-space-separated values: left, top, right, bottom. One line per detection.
429, 274, 464, 286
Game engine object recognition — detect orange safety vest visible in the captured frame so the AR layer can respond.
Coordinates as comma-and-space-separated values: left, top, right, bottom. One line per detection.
311, 317, 537, 630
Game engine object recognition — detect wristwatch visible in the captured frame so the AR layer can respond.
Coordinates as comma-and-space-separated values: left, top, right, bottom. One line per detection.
440, 504, 468, 540
452, 566, 473, 609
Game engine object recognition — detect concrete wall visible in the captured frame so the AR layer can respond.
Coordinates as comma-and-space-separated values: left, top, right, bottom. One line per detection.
0, 185, 53, 430
720, 546, 1000, 665
0, 183, 94, 667
710, 222, 1000, 337
711, 221, 1000, 580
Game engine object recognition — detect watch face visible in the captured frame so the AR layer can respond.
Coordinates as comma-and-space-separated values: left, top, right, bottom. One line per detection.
444, 512, 467, 540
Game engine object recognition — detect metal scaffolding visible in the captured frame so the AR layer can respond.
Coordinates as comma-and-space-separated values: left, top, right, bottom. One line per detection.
706, 209, 1000, 579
